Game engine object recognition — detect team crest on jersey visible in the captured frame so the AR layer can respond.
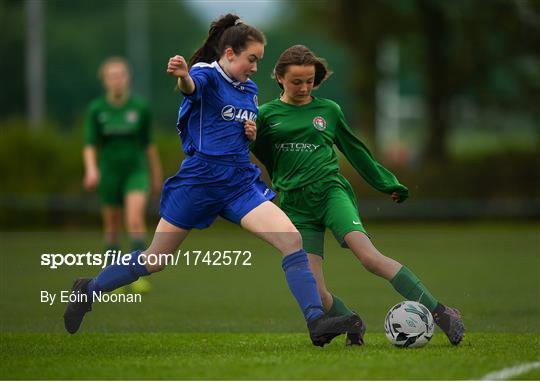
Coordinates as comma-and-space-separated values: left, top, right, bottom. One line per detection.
253, 95, 258, 108
222, 105, 236, 121
312, 116, 327, 131
126, 110, 139, 123
222, 105, 257, 122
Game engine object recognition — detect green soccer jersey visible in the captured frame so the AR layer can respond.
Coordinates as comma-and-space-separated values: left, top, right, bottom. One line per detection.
84, 95, 152, 170
252, 97, 408, 198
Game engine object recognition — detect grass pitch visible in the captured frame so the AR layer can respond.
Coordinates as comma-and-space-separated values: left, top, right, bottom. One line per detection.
1, 333, 539, 380
1, 222, 539, 379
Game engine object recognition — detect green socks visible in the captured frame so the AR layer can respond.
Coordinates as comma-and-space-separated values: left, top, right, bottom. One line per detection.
327, 293, 354, 316
390, 266, 438, 311
326, 266, 438, 316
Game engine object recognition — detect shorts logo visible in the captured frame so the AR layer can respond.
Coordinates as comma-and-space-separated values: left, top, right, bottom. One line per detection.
221, 105, 236, 121
313, 116, 327, 131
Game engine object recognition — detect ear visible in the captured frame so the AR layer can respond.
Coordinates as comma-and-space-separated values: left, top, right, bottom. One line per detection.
224, 47, 235, 61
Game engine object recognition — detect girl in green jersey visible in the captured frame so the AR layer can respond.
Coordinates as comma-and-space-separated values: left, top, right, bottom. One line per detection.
251, 45, 465, 346
83, 57, 163, 293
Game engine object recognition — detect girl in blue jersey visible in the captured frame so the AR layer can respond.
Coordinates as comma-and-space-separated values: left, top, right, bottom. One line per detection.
64, 14, 362, 346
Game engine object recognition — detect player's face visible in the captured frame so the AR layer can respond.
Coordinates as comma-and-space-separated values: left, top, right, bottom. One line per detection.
224, 41, 264, 83
102, 62, 130, 95
278, 65, 315, 105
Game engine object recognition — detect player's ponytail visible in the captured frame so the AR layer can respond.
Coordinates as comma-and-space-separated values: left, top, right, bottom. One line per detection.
272, 45, 332, 89
188, 13, 265, 67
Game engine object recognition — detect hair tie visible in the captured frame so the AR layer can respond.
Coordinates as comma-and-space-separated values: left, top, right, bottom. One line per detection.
234, 19, 243, 26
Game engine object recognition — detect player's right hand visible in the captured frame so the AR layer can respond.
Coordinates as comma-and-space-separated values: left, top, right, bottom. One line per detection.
244, 119, 257, 142
167, 55, 189, 78
83, 169, 99, 191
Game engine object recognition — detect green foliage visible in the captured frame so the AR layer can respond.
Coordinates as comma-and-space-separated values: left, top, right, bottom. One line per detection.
294, 0, 540, 161
0, 118, 537, 200
0, 118, 84, 194
0, 119, 186, 195
0, 1, 25, 116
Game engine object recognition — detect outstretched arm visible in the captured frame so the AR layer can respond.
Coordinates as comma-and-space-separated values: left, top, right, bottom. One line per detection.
334, 109, 409, 203
167, 55, 195, 95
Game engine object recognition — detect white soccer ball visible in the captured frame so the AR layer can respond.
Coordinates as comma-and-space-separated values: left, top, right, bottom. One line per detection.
384, 301, 435, 348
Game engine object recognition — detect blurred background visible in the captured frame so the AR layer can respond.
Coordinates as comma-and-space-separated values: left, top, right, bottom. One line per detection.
1, 0, 539, 228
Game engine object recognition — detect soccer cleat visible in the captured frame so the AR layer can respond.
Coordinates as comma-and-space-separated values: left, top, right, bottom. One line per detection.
345, 312, 366, 346
308, 312, 363, 347
129, 277, 151, 294
63, 278, 93, 334
110, 286, 127, 294
432, 303, 465, 345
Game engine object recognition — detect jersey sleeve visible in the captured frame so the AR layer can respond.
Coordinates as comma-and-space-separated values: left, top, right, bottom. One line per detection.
333, 104, 409, 201
250, 109, 275, 179
83, 102, 99, 146
183, 64, 216, 102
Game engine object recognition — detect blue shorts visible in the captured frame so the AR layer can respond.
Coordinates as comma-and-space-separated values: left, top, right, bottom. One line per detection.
160, 152, 276, 230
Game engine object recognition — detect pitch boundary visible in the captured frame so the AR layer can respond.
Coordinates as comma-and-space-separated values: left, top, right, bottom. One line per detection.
480, 360, 540, 380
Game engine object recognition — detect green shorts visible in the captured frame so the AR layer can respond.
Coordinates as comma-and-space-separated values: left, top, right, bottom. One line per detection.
99, 165, 149, 207
280, 174, 368, 257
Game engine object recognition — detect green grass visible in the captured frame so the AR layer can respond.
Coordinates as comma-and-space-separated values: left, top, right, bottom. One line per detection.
1, 222, 539, 379
1, 333, 539, 380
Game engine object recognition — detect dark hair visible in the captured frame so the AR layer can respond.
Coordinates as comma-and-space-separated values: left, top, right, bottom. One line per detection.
272, 45, 332, 89
188, 14, 266, 67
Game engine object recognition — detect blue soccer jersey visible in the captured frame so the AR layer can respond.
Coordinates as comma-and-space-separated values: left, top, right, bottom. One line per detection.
161, 61, 275, 230
176, 61, 259, 159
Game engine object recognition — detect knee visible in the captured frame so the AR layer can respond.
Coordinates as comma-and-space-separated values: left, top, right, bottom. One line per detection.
278, 230, 303, 255
290, 230, 303, 251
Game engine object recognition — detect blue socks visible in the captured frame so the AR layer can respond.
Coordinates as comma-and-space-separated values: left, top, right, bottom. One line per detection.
87, 248, 324, 324
87, 250, 150, 295
282, 249, 324, 322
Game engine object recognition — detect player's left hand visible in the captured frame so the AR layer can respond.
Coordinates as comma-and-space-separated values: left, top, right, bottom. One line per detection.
390, 185, 409, 203
391, 191, 409, 203
244, 119, 257, 141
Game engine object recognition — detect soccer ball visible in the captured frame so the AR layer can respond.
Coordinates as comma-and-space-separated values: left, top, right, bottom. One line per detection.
384, 301, 435, 348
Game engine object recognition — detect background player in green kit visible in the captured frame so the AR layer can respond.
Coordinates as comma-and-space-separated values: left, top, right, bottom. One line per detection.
250, 45, 465, 346
83, 56, 163, 293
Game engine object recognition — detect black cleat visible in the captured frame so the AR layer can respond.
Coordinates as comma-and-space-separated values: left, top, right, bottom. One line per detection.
433, 303, 465, 345
345, 312, 366, 346
63, 278, 93, 334
308, 313, 363, 347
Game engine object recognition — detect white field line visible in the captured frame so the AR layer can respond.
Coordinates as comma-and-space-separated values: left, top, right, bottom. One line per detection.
480, 361, 540, 380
